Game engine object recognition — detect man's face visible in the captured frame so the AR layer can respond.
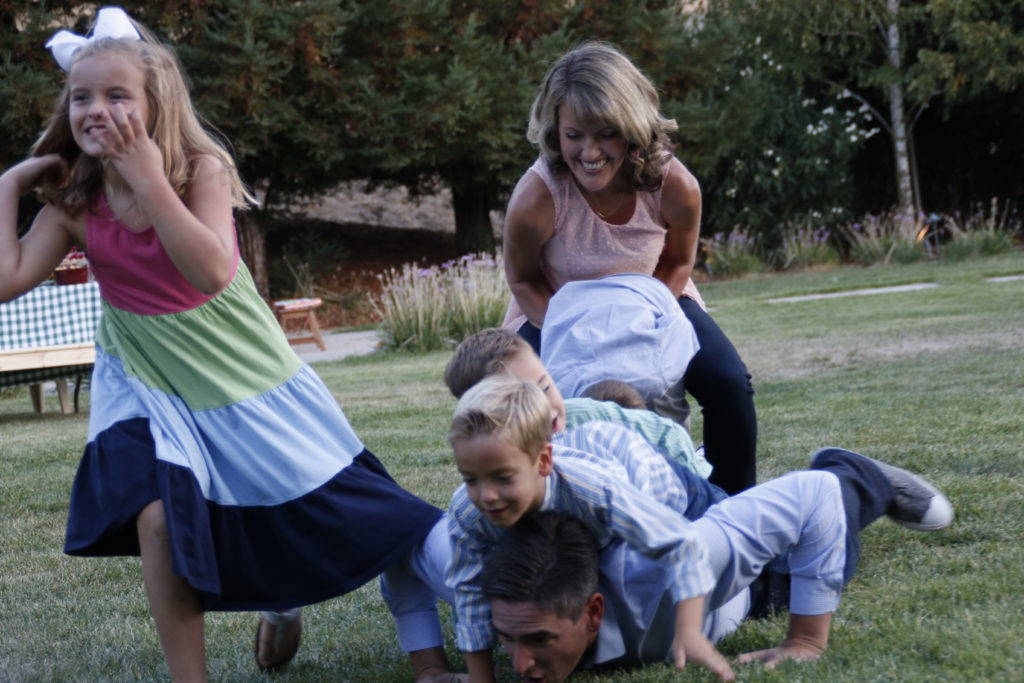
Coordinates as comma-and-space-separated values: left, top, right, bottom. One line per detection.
491, 595, 602, 683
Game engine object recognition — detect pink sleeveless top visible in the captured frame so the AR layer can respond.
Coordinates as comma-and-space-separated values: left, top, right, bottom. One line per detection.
503, 157, 704, 330
85, 194, 239, 315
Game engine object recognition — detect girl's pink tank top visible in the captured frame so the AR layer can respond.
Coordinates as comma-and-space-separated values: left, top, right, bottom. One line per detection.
85, 194, 238, 315
503, 157, 704, 330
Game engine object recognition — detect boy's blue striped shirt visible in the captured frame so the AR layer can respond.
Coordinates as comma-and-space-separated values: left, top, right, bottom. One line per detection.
447, 423, 715, 652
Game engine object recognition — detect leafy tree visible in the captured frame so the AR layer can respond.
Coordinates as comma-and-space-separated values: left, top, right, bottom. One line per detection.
719, 0, 1024, 224
335, 0, 706, 254
0, 3, 68, 167
661, 9, 872, 240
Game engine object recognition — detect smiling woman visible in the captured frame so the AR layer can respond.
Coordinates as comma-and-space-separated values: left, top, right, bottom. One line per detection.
501, 41, 759, 496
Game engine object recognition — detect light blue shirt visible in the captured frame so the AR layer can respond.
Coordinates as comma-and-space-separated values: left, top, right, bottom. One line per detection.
586, 540, 749, 669
540, 274, 699, 401
564, 397, 713, 479
551, 420, 694, 511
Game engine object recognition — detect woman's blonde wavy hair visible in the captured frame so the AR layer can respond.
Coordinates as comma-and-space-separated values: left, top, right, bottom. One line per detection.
527, 41, 677, 192
32, 17, 253, 215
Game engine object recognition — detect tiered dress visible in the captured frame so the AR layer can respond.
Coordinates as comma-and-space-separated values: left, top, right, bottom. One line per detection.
64, 196, 442, 610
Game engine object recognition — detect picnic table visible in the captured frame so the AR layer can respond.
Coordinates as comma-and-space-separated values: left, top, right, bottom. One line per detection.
0, 282, 102, 413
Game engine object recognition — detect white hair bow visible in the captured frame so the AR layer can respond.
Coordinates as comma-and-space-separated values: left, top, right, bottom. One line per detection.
45, 7, 141, 71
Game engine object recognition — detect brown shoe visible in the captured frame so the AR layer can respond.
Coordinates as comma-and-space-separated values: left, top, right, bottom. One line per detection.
254, 609, 303, 672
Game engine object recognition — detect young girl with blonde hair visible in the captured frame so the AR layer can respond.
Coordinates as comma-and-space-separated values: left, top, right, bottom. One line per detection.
0, 8, 441, 680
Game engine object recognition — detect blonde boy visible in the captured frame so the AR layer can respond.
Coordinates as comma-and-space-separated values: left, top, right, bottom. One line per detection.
446, 375, 729, 681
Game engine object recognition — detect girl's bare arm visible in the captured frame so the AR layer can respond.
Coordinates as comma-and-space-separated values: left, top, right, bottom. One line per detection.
0, 155, 78, 302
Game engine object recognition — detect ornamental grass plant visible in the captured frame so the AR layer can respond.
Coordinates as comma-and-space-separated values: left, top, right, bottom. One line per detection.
702, 227, 766, 278
942, 198, 1020, 261
374, 252, 508, 351
838, 210, 931, 265
776, 222, 840, 270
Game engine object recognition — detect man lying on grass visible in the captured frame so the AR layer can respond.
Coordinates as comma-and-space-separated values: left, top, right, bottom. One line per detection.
447, 375, 954, 681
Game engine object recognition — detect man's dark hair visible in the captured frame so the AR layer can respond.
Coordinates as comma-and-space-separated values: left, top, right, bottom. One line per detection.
481, 512, 599, 620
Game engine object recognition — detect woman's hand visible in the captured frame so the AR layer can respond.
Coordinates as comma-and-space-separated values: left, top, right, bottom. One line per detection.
1, 155, 68, 195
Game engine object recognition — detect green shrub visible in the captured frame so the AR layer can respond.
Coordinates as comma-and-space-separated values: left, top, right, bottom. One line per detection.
374, 252, 508, 352
702, 228, 765, 278
373, 263, 449, 351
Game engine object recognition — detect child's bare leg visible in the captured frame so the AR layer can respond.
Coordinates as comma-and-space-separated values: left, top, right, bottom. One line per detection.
137, 499, 207, 682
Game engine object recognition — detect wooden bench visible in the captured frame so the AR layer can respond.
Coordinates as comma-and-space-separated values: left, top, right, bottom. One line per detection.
272, 298, 327, 351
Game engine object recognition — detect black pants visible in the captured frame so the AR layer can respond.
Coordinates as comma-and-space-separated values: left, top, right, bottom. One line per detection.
811, 447, 895, 583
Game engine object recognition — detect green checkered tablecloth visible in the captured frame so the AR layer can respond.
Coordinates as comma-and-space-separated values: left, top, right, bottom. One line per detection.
0, 282, 102, 389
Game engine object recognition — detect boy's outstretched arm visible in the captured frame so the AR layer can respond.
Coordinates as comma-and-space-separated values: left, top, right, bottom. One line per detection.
671, 595, 735, 680
735, 612, 831, 669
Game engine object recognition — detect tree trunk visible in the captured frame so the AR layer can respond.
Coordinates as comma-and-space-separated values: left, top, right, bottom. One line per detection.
885, 0, 918, 226
451, 179, 497, 256
236, 211, 269, 299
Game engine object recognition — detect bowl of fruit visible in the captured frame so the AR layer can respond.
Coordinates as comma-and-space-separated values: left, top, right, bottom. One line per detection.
54, 248, 89, 285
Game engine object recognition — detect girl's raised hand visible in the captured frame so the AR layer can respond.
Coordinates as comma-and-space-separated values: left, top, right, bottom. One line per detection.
2, 154, 68, 195
97, 104, 165, 192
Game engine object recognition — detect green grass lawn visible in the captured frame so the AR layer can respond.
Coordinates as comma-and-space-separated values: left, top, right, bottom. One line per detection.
1, 253, 1022, 682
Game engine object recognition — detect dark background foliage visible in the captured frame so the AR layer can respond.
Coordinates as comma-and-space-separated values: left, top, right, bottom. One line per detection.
2, 0, 1020, 281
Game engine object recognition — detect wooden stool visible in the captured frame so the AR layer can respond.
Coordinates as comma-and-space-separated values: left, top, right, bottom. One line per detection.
273, 298, 327, 351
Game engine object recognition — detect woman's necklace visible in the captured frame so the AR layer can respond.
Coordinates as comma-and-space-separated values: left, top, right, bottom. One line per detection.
591, 192, 628, 220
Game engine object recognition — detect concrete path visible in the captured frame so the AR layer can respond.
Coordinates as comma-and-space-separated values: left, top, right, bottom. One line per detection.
293, 329, 381, 363
766, 282, 940, 304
